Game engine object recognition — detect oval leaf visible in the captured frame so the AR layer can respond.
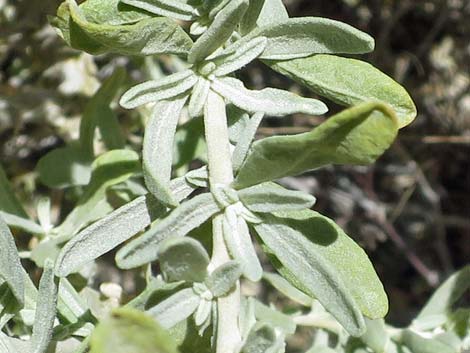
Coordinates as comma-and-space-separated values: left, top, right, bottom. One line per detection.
233, 102, 398, 188
206, 261, 242, 297
211, 77, 328, 117
158, 237, 210, 283
268, 54, 417, 127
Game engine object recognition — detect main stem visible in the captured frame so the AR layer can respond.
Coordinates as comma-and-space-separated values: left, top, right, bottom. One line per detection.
204, 90, 241, 353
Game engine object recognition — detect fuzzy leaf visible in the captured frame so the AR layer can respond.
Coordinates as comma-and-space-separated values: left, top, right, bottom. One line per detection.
269, 55, 417, 128
120, 71, 196, 109
194, 299, 212, 327
0, 216, 25, 307
254, 300, 296, 335
31, 260, 58, 353
239, 0, 266, 35
211, 77, 328, 117
188, 77, 211, 118
245, 17, 374, 60
213, 37, 268, 76
255, 0, 288, 28
120, 0, 196, 21
255, 209, 389, 336
222, 213, 262, 282
238, 182, 316, 213
143, 97, 188, 207
158, 237, 210, 283
234, 102, 398, 188
232, 113, 264, 172
188, 0, 249, 63
242, 323, 277, 353
401, 330, 457, 353
263, 272, 312, 307
52, 0, 193, 56
0, 164, 29, 218
0, 212, 44, 235
90, 307, 178, 353
116, 193, 220, 269
359, 319, 388, 353
78, 0, 154, 25
147, 288, 200, 329
206, 261, 242, 297
0, 333, 29, 353
55, 195, 154, 277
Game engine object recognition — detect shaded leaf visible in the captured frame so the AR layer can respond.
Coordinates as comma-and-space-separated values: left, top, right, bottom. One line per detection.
242, 323, 277, 353
401, 329, 457, 353
120, 0, 196, 21
232, 112, 264, 172
234, 102, 398, 188
206, 261, 242, 297
211, 77, 328, 117
79, 0, 154, 25
239, 0, 266, 35
255, 0, 288, 28
0, 164, 28, 218
254, 300, 296, 335
263, 272, 312, 307
269, 55, 417, 127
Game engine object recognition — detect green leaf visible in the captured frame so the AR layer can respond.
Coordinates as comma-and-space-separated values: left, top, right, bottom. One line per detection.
52, 0, 193, 56
188, 77, 211, 119
158, 237, 210, 283
239, 0, 266, 35
257, 209, 389, 327
143, 97, 188, 207
255, 0, 288, 28
263, 272, 312, 307
238, 182, 316, 213
401, 329, 457, 353
232, 112, 264, 172
241, 323, 278, 353
147, 288, 200, 329
54, 149, 141, 239
120, 0, 196, 21
243, 17, 374, 60
31, 260, 58, 353
234, 102, 398, 188
213, 37, 268, 77
78, 0, 154, 25
211, 77, 328, 117
268, 55, 417, 128
90, 307, 179, 353
254, 300, 296, 335
205, 261, 242, 297
120, 71, 195, 109
116, 193, 220, 269
359, 319, 388, 353
188, 0, 249, 63
222, 212, 262, 282
0, 212, 44, 235
55, 195, 154, 277
415, 266, 470, 323
0, 164, 28, 218
0, 216, 25, 307
0, 333, 29, 353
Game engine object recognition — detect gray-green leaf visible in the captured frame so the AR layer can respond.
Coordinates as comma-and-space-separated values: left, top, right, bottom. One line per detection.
120, 0, 196, 21
232, 112, 264, 172
188, 77, 211, 118
263, 272, 312, 307
120, 71, 195, 109
239, 0, 266, 35
206, 261, 242, 297
0, 216, 24, 307
143, 97, 188, 207
211, 77, 328, 117
158, 237, 210, 283
31, 260, 58, 353
255, 0, 288, 28
242, 323, 278, 353
268, 54, 417, 128
116, 192, 220, 269
234, 102, 398, 188
238, 182, 316, 213
147, 288, 200, 329
244, 17, 374, 60
188, 0, 249, 63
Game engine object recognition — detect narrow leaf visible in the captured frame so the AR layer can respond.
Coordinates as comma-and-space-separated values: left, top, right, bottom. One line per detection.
157, 237, 210, 283
116, 193, 220, 269
147, 288, 200, 329
194, 299, 212, 326
254, 300, 296, 335
206, 261, 242, 297
401, 329, 457, 353
213, 37, 268, 76
222, 213, 262, 282
55, 195, 153, 277
0, 212, 44, 235
0, 164, 28, 218
269, 55, 417, 128
188, 77, 211, 118
232, 112, 264, 172
254, 214, 366, 336
143, 97, 188, 207
120, 0, 196, 21
52, 0, 193, 56
239, 0, 266, 35
90, 307, 178, 353
234, 102, 398, 188
256, 0, 288, 28
31, 260, 58, 353
211, 77, 328, 117
188, 0, 249, 63
0, 216, 24, 307
245, 17, 374, 60
238, 182, 316, 213
120, 71, 195, 109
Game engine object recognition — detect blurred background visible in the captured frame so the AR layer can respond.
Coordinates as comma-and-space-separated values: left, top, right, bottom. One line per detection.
0, 0, 469, 339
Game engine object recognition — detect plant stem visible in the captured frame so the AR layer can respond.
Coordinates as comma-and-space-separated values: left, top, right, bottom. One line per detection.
204, 90, 241, 353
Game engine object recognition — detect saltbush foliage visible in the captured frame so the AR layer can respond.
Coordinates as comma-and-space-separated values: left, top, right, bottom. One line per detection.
0, 0, 468, 353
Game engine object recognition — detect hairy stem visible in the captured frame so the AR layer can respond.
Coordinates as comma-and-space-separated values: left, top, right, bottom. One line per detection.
204, 90, 241, 353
